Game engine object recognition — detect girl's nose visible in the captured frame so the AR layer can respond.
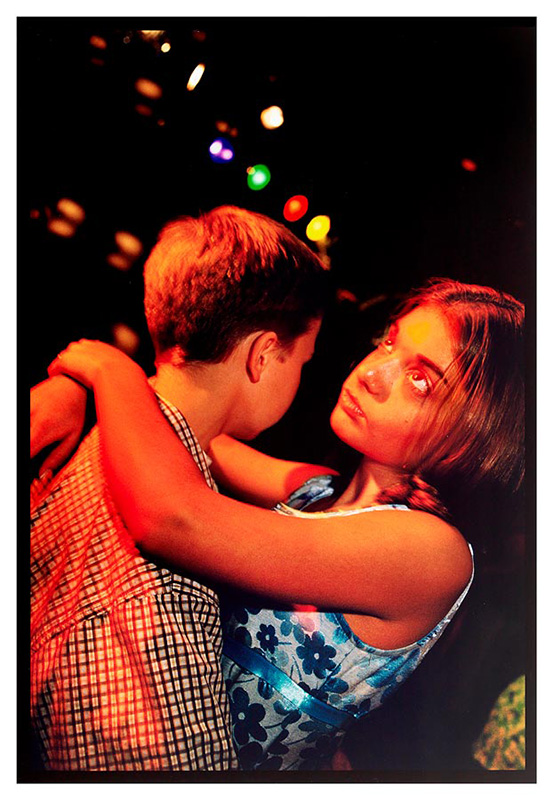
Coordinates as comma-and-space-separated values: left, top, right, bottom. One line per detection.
359, 356, 401, 398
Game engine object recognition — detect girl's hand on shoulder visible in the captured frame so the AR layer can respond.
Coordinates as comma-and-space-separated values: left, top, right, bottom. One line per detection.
48, 339, 146, 390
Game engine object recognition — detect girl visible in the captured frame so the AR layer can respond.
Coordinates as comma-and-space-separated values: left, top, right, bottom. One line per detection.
43, 279, 524, 770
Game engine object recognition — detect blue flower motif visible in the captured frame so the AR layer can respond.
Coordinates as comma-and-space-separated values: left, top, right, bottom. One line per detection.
224, 606, 261, 627
272, 611, 309, 642
281, 621, 292, 636
296, 631, 337, 679
257, 679, 274, 700
293, 624, 306, 644
267, 645, 288, 670
233, 626, 252, 648
227, 607, 248, 625
298, 733, 340, 770
298, 718, 334, 737
256, 623, 279, 654
237, 740, 264, 770
273, 700, 301, 726
298, 681, 329, 704
230, 686, 267, 746
323, 676, 348, 694
342, 696, 371, 716
331, 624, 350, 645
257, 754, 284, 771
267, 728, 290, 756
236, 730, 288, 770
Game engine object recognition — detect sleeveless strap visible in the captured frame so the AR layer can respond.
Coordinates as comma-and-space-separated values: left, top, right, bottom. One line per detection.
223, 637, 356, 730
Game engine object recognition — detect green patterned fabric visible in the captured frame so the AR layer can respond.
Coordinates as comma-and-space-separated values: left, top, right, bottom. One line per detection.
472, 675, 525, 770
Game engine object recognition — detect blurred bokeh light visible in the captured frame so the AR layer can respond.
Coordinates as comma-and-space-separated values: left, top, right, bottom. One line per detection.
112, 322, 140, 355
461, 158, 478, 172
283, 195, 309, 222
209, 138, 234, 163
247, 164, 271, 191
89, 35, 107, 50
115, 231, 143, 258
57, 198, 86, 225
135, 78, 163, 100
187, 64, 205, 91
48, 219, 77, 238
260, 105, 284, 130
306, 215, 331, 241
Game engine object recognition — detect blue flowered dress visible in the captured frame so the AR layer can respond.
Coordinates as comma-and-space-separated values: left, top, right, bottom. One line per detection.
221, 475, 474, 771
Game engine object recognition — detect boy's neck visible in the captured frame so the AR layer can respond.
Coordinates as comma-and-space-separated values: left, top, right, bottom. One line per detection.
150, 361, 238, 452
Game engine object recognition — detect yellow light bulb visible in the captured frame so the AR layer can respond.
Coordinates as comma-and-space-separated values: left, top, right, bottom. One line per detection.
306, 215, 331, 241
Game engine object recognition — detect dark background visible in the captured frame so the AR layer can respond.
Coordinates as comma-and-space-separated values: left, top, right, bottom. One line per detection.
21, 17, 535, 777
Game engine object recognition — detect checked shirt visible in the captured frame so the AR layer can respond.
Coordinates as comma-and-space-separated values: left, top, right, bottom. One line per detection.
30, 395, 238, 771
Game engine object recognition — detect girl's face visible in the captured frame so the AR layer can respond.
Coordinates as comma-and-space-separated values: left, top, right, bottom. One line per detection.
330, 304, 457, 470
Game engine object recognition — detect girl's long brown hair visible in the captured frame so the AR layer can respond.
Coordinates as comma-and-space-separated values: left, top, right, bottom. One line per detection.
375, 279, 525, 518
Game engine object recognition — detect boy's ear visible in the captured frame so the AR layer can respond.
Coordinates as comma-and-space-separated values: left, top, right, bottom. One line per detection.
245, 331, 280, 383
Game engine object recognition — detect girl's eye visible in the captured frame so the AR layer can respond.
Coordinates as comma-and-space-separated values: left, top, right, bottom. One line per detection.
408, 370, 431, 397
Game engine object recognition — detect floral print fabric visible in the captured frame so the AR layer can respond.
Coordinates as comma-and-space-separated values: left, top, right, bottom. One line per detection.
221, 476, 474, 771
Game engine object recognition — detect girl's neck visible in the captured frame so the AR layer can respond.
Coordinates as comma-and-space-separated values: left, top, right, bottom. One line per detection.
331, 458, 407, 511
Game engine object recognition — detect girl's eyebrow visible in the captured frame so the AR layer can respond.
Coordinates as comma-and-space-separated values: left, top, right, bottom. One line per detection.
415, 355, 447, 383
394, 319, 449, 385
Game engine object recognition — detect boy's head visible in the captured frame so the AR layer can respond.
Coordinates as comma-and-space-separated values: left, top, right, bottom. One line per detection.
144, 206, 329, 364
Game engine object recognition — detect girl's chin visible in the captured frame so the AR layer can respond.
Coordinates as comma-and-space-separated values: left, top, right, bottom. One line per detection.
329, 411, 359, 450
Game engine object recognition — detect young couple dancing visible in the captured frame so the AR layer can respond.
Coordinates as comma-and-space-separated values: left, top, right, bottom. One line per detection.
30, 206, 524, 772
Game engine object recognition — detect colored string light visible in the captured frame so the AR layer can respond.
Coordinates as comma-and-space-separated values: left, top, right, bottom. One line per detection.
306, 215, 331, 241
209, 138, 234, 163
283, 195, 308, 222
461, 158, 477, 172
247, 164, 271, 191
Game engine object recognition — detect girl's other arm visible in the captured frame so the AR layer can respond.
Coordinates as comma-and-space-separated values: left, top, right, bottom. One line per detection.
208, 434, 338, 508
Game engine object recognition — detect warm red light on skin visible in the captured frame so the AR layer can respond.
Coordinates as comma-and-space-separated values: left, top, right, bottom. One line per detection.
461, 158, 477, 172
407, 320, 431, 345
235, 319, 322, 440
330, 305, 456, 469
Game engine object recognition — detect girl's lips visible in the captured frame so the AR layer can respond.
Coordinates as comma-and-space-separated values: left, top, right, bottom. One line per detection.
340, 387, 365, 418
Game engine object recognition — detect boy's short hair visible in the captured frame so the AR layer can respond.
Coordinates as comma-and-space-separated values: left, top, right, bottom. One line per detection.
144, 206, 329, 362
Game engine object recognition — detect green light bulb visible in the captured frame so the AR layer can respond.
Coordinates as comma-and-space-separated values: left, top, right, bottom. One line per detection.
247, 164, 271, 191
